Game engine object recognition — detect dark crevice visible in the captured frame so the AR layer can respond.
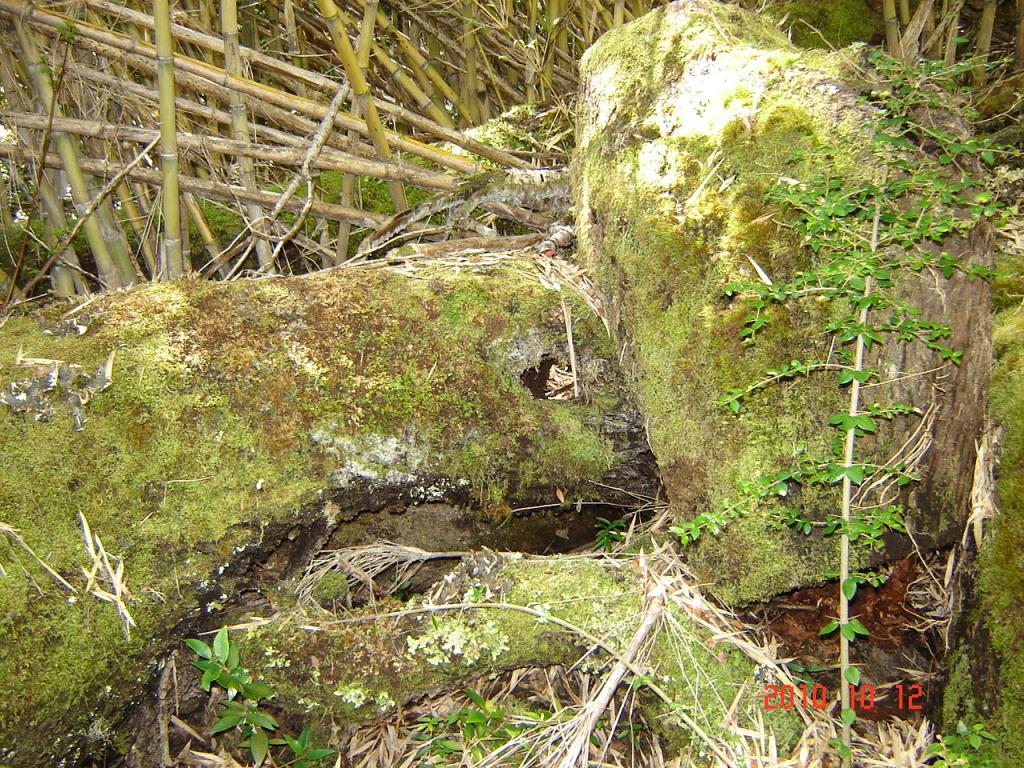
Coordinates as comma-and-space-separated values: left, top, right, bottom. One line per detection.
520, 355, 557, 398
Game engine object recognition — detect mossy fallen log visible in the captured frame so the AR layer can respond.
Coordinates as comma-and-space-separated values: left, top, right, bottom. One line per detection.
0, 266, 658, 766
574, 0, 993, 604
117, 555, 800, 766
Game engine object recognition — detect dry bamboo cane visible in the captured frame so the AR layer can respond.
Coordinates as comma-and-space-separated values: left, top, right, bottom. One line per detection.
0, 144, 389, 228
155, 0, 184, 279
0, 111, 457, 191
222, 0, 274, 272
356, 1, 467, 118
13, 24, 131, 288
282, 0, 308, 97
82, 0, 329, 98
317, 0, 408, 212
8, 4, 523, 171
65, 62, 372, 163
972, 0, 998, 86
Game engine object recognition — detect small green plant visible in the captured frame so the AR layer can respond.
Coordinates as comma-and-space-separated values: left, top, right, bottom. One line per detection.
56, 20, 78, 44
414, 689, 547, 764
186, 627, 334, 767
594, 517, 627, 550
927, 722, 997, 767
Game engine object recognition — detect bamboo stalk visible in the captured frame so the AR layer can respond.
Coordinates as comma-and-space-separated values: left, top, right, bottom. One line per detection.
526, 0, 538, 102
282, 0, 307, 97
898, 0, 911, 26
0, 50, 86, 296
542, 0, 558, 96
115, 181, 158, 278
321, 3, 456, 129
882, 0, 901, 56
972, 0, 998, 86
222, 0, 274, 272
14, 23, 129, 288
944, 3, 961, 65
463, 0, 481, 124
335, 0, 377, 266
183, 192, 227, 276
316, 0, 408, 212
358, 2, 467, 118
155, 0, 184, 279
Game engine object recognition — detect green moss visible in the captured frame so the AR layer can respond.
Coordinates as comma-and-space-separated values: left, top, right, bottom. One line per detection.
977, 308, 1024, 765
576, 2, 890, 604
941, 645, 981, 730
993, 249, 1024, 312
0, 268, 625, 763
454, 105, 570, 166
765, 0, 881, 49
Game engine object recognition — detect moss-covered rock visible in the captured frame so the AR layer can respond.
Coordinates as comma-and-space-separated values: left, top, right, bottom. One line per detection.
574, 0, 991, 604
0, 267, 646, 766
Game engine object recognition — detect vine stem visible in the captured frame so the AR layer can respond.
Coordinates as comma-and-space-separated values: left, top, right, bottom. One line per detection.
838, 173, 886, 766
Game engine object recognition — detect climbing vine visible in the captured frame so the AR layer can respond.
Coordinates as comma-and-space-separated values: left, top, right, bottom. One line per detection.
671, 53, 1014, 762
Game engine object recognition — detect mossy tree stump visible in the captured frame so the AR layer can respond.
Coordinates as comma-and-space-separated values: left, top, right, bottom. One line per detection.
574, 0, 993, 604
